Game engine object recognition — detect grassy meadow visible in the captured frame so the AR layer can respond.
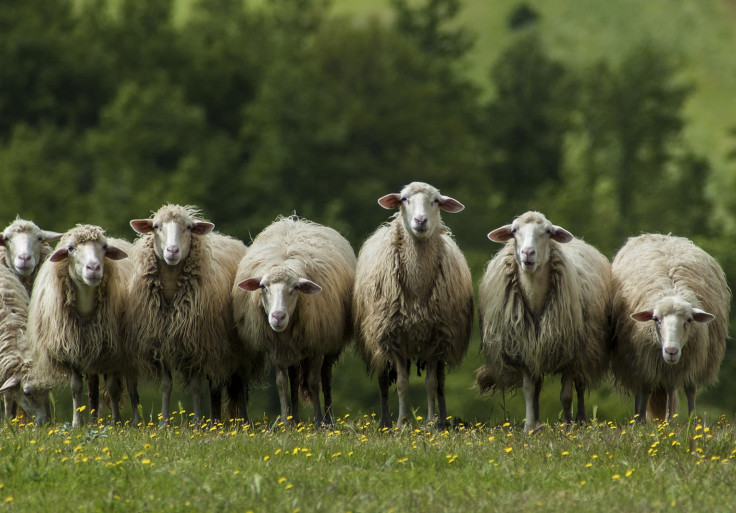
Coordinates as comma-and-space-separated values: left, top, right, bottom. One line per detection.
1, 413, 736, 512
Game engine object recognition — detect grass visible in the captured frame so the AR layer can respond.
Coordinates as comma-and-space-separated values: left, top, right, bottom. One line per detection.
1, 412, 735, 512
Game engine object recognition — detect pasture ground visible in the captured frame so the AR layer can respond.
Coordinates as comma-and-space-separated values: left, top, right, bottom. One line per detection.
1, 413, 735, 512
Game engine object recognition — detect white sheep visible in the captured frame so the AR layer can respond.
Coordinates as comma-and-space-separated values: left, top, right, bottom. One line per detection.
27, 225, 139, 427
353, 182, 474, 428
0, 217, 61, 420
127, 204, 253, 424
0, 263, 51, 424
610, 234, 730, 422
474, 211, 611, 432
233, 216, 356, 426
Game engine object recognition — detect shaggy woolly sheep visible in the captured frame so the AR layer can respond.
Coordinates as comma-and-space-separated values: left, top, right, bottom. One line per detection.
127, 204, 253, 424
353, 182, 474, 428
0, 263, 51, 424
610, 234, 730, 422
0, 217, 61, 420
474, 211, 611, 432
28, 225, 139, 427
233, 216, 356, 426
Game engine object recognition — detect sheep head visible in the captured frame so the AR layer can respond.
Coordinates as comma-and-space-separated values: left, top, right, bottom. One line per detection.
631, 296, 715, 365
50, 225, 128, 287
238, 266, 322, 333
378, 182, 464, 240
0, 374, 51, 425
130, 204, 214, 266
488, 211, 573, 275
0, 218, 61, 277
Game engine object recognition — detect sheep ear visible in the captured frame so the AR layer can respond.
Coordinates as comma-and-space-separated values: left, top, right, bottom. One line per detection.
0, 376, 20, 393
238, 278, 262, 292
631, 310, 654, 322
550, 225, 574, 243
192, 222, 215, 236
488, 225, 514, 243
41, 231, 63, 243
105, 245, 128, 261
438, 196, 464, 213
692, 308, 715, 324
0, 234, 6, 247
296, 278, 322, 295
378, 193, 402, 210
49, 247, 69, 262
130, 220, 154, 234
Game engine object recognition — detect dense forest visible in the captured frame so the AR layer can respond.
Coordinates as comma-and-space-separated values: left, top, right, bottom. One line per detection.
2, 0, 735, 422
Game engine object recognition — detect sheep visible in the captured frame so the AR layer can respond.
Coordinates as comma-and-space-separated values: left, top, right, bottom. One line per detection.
0, 263, 51, 424
233, 216, 356, 427
0, 217, 61, 420
353, 182, 474, 429
127, 204, 254, 424
610, 234, 730, 422
474, 211, 611, 433
27, 224, 140, 427
1, 217, 62, 294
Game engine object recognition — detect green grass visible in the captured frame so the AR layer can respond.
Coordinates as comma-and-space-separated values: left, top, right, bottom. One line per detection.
1, 413, 735, 512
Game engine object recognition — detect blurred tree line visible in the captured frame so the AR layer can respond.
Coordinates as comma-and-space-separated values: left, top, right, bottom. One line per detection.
1, 0, 734, 418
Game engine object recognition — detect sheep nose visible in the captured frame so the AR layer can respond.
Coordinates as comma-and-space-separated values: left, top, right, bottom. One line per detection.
271, 311, 286, 324
17, 253, 31, 263
521, 248, 536, 259
165, 246, 180, 256
85, 262, 100, 272
665, 346, 679, 357
414, 216, 427, 227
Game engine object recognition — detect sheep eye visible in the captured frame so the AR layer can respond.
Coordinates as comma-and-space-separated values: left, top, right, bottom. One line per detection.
102, 244, 108, 250
400, 197, 407, 202
153, 223, 159, 230
653, 316, 660, 324
67, 244, 74, 252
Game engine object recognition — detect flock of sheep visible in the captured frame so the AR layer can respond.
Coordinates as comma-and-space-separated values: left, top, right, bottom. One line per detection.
0, 182, 730, 432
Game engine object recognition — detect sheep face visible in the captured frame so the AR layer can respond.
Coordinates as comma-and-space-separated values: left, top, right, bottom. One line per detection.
130, 206, 214, 266
631, 296, 715, 365
0, 219, 61, 277
238, 267, 322, 333
50, 227, 128, 287
378, 182, 464, 240
488, 211, 573, 274
0, 375, 50, 425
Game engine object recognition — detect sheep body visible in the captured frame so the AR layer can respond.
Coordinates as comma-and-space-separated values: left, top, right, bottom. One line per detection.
0, 263, 50, 423
475, 211, 611, 431
126, 204, 251, 422
610, 233, 730, 420
27, 225, 136, 426
232, 216, 356, 425
353, 182, 473, 427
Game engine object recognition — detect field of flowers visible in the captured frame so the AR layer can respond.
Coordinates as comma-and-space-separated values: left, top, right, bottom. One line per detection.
1, 413, 735, 512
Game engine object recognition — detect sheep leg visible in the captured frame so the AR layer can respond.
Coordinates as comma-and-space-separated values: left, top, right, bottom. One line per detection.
396, 357, 410, 428
105, 375, 122, 424
321, 354, 335, 426
275, 366, 290, 424
288, 365, 301, 424
71, 371, 85, 428
575, 380, 588, 423
560, 374, 573, 424
87, 373, 100, 424
160, 365, 173, 426
425, 358, 438, 425
306, 357, 324, 427
684, 384, 696, 419
127, 376, 141, 427
666, 387, 681, 421
209, 381, 222, 423
225, 373, 250, 424
378, 367, 392, 428
190, 373, 202, 423
522, 370, 541, 433
437, 360, 448, 429
635, 388, 650, 423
